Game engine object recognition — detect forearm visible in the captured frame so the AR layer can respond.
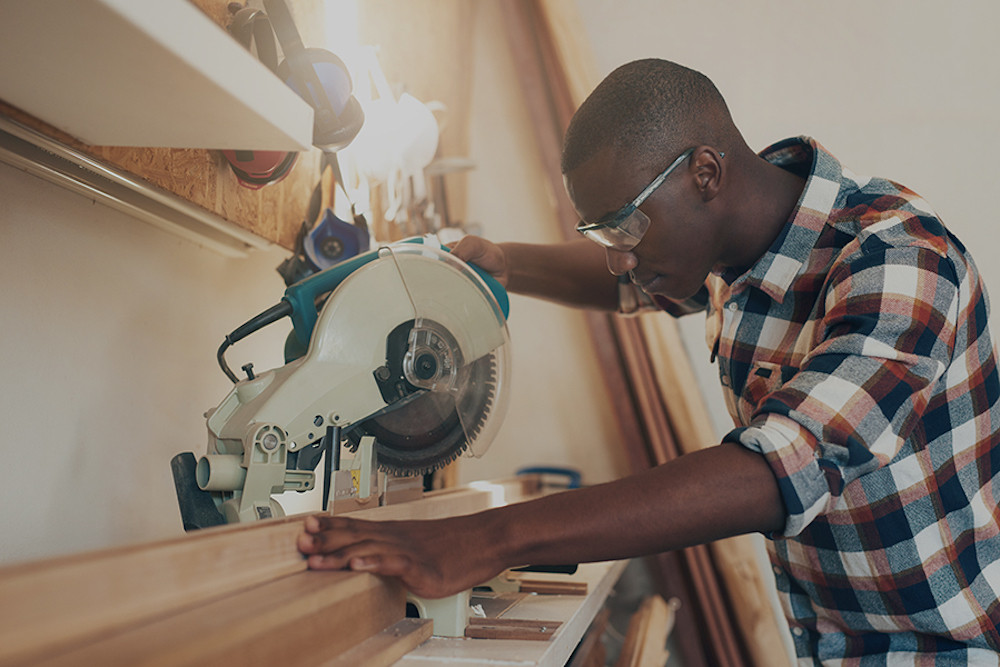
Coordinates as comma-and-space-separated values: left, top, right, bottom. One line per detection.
500, 239, 618, 310
298, 439, 784, 599
477, 442, 785, 569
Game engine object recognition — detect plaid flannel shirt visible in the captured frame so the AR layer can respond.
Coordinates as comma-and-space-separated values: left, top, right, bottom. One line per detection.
647, 137, 1000, 664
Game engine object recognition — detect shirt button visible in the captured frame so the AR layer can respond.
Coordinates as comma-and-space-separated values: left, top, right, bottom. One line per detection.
792, 628, 804, 637
773, 566, 782, 575
721, 375, 730, 386
727, 302, 738, 312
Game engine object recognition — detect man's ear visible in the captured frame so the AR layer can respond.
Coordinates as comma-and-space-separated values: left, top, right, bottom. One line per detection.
691, 147, 723, 202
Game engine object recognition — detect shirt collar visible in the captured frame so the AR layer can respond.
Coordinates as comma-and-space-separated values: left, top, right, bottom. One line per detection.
722, 136, 843, 303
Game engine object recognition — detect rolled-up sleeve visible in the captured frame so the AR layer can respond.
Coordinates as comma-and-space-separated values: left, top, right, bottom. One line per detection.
725, 244, 960, 537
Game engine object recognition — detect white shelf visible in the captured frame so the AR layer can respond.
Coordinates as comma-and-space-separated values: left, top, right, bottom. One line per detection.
0, 0, 314, 151
0, 116, 275, 258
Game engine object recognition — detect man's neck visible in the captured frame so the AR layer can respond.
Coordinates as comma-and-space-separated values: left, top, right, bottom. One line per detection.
720, 154, 806, 274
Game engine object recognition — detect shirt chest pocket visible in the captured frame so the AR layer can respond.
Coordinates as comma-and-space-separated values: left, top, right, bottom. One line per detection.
736, 361, 798, 424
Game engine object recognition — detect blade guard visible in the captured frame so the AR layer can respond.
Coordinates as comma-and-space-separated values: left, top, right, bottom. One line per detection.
209, 238, 510, 464
283, 236, 509, 361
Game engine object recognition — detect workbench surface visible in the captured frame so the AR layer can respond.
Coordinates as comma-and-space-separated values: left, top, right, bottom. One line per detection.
391, 559, 628, 667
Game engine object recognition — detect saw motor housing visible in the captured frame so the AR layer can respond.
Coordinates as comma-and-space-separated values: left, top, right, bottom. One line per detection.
182, 239, 511, 525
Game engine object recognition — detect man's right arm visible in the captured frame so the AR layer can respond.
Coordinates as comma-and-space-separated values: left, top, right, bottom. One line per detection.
450, 236, 619, 311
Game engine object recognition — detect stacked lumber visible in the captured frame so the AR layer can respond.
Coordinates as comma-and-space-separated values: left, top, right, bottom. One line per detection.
614, 596, 680, 667
0, 515, 410, 667
0, 479, 535, 667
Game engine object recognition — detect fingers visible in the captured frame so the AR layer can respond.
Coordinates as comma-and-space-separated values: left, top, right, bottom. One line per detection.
448, 235, 484, 262
305, 540, 415, 581
302, 513, 358, 535
448, 237, 507, 284
298, 516, 375, 555
311, 551, 413, 577
295, 516, 478, 599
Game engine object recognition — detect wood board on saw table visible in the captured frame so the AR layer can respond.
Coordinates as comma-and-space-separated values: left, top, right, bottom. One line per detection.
0, 476, 536, 666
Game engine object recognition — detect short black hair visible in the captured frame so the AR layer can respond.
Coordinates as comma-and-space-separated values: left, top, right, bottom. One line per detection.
561, 59, 735, 175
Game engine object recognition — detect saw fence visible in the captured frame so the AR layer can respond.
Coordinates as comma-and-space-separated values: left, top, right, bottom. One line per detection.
0, 479, 537, 667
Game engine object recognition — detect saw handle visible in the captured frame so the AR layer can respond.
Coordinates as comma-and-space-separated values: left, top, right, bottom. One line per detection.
217, 300, 294, 383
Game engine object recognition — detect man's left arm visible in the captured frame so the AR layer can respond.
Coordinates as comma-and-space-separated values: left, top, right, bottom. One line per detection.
298, 442, 785, 599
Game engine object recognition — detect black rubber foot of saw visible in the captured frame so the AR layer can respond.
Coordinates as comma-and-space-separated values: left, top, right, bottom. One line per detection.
170, 452, 226, 532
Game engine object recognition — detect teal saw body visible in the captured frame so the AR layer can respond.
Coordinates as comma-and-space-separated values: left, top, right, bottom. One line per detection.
178, 237, 512, 525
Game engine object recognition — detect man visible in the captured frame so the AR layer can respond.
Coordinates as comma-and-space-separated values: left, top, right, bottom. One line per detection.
299, 59, 1000, 664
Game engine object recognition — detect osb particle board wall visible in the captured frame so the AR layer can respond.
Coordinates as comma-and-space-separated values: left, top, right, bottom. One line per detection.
0, 0, 475, 252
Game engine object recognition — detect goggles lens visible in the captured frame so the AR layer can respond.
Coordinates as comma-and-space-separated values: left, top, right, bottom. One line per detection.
575, 148, 708, 252
577, 207, 650, 250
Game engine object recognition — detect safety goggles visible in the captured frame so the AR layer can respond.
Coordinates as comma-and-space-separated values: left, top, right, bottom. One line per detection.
575, 147, 696, 251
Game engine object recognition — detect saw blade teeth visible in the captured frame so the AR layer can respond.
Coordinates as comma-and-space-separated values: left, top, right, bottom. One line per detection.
341, 348, 498, 476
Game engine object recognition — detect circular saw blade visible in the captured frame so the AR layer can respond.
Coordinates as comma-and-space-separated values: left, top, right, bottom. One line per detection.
346, 350, 498, 475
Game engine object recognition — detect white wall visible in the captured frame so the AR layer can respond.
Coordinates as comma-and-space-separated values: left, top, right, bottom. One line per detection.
0, 161, 296, 564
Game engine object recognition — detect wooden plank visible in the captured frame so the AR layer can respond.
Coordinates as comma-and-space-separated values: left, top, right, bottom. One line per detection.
466, 617, 562, 641
498, 0, 578, 238
536, 0, 602, 119
319, 619, 433, 667
524, 1, 793, 665
497, 4, 723, 665
614, 283, 745, 667
0, 516, 307, 667
34, 570, 403, 667
0, 478, 534, 666
615, 285, 744, 667
343, 475, 533, 521
614, 595, 677, 667
519, 579, 588, 596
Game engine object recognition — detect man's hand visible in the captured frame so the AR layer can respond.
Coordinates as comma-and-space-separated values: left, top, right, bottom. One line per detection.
448, 235, 510, 287
297, 513, 505, 599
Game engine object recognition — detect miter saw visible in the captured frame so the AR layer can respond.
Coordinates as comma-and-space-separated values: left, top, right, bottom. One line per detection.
171, 236, 511, 530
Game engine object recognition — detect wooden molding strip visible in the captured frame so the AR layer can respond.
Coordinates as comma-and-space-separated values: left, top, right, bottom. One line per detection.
519, 579, 588, 596
614, 595, 678, 667
638, 316, 793, 667
615, 316, 746, 667
0, 516, 308, 666
33, 570, 403, 667
313, 618, 433, 667
465, 617, 563, 641
497, 3, 729, 666
0, 480, 532, 666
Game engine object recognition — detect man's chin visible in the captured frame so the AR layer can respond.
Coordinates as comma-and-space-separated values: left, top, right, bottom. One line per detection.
639, 276, 698, 301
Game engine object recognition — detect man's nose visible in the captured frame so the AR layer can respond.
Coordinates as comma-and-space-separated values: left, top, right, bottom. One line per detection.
606, 247, 637, 276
